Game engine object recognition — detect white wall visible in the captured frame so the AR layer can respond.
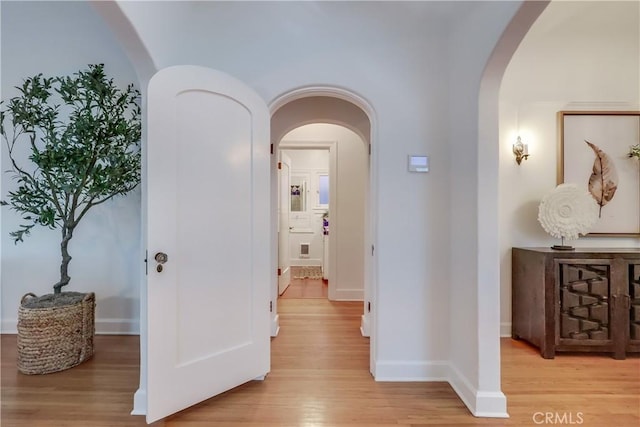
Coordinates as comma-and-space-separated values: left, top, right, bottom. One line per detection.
283, 124, 367, 301
499, 0, 640, 336
281, 148, 329, 267
1, 1, 141, 334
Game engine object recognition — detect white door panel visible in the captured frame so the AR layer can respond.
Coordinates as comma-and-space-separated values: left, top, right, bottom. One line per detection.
146, 66, 270, 423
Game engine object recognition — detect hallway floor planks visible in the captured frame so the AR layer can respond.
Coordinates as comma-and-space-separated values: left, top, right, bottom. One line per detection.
1, 298, 639, 426
280, 277, 328, 299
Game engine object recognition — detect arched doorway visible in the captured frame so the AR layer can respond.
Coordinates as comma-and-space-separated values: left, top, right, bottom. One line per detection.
269, 90, 377, 372
470, 0, 550, 416
278, 123, 365, 301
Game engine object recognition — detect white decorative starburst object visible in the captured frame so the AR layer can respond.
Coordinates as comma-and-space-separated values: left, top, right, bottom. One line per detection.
537, 183, 599, 240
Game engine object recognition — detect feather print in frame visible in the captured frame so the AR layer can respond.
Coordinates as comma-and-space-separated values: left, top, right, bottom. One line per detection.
585, 140, 618, 218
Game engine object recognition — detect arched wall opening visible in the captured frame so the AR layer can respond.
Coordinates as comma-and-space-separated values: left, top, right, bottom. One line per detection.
271, 96, 371, 143
498, 0, 640, 337
470, 0, 549, 416
278, 123, 366, 302
269, 91, 377, 371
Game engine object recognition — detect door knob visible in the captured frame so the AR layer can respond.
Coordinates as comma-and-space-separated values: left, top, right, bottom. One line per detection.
155, 252, 168, 272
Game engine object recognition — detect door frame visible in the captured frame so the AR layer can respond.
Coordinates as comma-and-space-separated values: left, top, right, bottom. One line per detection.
268, 86, 378, 374
277, 151, 292, 297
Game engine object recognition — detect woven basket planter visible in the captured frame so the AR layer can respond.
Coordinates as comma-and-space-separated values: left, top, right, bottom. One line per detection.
17, 292, 95, 375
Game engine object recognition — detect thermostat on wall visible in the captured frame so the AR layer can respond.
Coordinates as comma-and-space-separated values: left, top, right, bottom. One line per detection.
408, 155, 429, 172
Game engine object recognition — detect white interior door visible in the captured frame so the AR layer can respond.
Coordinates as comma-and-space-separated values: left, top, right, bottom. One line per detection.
146, 65, 271, 423
278, 153, 292, 295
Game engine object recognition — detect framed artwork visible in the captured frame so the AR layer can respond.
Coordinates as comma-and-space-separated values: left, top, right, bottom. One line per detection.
557, 111, 640, 236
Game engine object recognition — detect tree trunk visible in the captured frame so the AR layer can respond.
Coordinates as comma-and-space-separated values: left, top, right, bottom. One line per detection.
53, 226, 74, 294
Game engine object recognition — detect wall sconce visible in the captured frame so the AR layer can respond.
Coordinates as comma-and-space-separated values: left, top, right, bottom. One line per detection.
513, 136, 529, 165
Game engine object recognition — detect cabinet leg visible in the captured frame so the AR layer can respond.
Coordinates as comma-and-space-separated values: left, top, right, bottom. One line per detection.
541, 347, 555, 359
613, 350, 626, 360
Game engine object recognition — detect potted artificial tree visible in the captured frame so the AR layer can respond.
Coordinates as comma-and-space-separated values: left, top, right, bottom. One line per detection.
1, 64, 141, 374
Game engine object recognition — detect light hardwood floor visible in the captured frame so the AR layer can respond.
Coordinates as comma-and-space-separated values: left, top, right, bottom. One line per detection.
280, 277, 328, 299
1, 299, 639, 426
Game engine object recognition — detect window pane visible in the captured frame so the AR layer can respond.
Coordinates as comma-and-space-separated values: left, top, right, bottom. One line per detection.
319, 175, 329, 205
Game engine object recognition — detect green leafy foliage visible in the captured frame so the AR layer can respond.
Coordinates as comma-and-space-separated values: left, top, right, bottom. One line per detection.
1, 64, 141, 293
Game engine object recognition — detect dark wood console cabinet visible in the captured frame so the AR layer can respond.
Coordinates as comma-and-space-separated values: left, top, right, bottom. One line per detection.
512, 247, 640, 359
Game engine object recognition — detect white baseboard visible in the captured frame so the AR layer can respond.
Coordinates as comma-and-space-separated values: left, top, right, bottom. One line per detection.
278, 282, 290, 296
131, 388, 146, 416
360, 314, 370, 337
448, 364, 509, 418
1, 318, 139, 335
374, 360, 508, 418
474, 391, 510, 418
500, 322, 512, 337
374, 360, 449, 381
278, 268, 291, 296
97, 319, 140, 335
333, 289, 364, 301
1, 320, 17, 334
289, 260, 322, 267
271, 314, 280, 337
448, 364, 479, 415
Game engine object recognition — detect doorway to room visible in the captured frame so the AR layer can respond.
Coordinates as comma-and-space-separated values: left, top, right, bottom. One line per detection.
276, 123, 368, 302
269, 93, 375, 345
278, 145, 330, 299
273, 121, 370, 375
